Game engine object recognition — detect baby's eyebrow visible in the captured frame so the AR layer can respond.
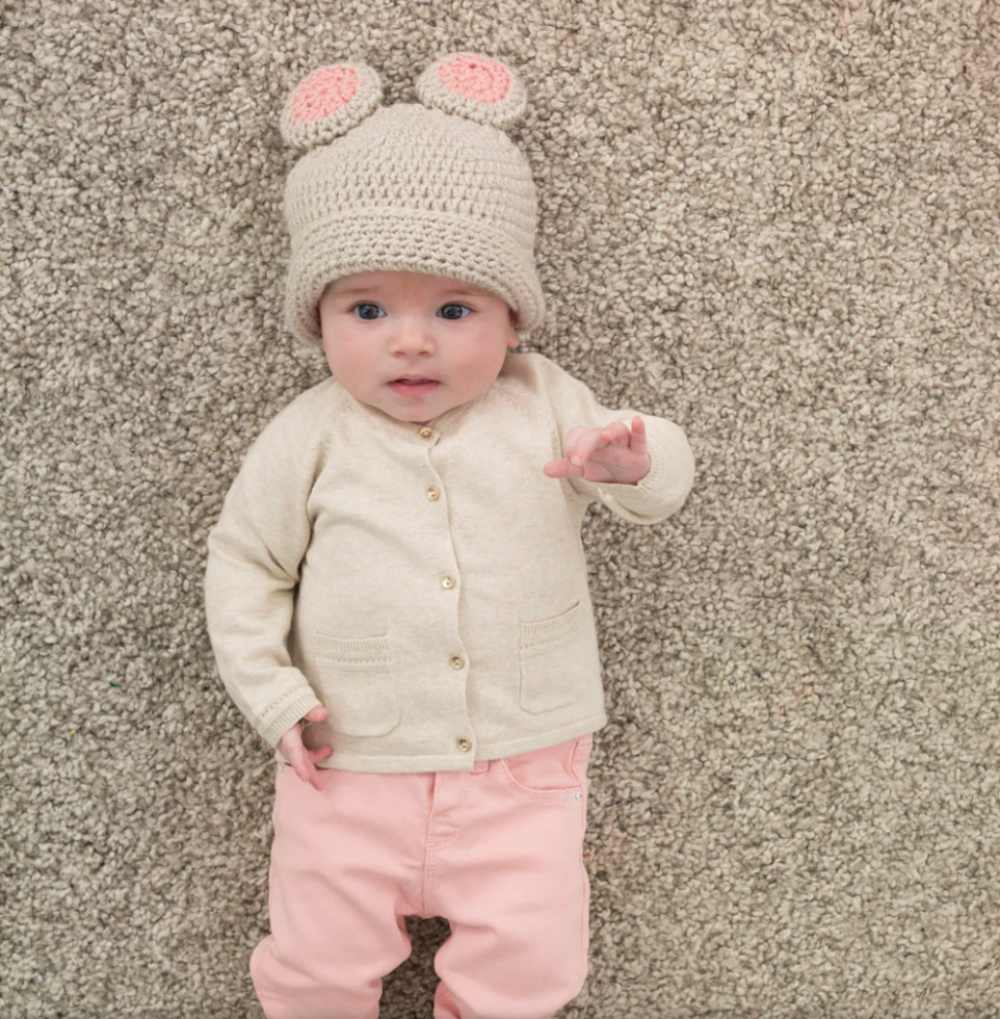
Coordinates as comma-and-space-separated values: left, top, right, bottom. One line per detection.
333, 285, 379, 297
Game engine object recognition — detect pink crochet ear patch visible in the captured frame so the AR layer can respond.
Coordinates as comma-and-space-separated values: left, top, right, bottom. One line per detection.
436, 54, 510, 103
414, 52, 526, 129
290, 66, 359, 124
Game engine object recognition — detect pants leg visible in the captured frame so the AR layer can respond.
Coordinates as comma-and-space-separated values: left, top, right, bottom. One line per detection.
250, 764, 429, 1019
428, 735, 594, 1019
250, 734, 594, 1019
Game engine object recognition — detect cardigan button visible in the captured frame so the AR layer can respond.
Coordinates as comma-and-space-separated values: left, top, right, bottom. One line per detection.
449, 655, 465, 670
441, 575, 455, 590
457, 738, 473, 752
426, 486, 440, 501
418, 426, 434, 439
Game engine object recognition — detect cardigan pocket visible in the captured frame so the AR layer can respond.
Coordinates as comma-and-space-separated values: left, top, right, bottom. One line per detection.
307, 630, 401, 737
518, 600, 584, 714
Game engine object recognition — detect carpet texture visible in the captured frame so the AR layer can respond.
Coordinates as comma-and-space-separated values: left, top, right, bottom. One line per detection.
3, 1, 998, 1016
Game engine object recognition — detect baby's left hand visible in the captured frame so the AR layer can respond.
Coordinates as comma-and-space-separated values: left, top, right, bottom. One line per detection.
543, 416, 651, 485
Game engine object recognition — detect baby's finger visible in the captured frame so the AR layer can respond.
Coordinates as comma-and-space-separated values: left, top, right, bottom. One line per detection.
283, 743, 318, 787
546, 457, 591, 479
567, 428, 607, 469
598, 421, 632, 450
304, 704, 328, 724
628, 415, 648, 453
296, 759, 323, 790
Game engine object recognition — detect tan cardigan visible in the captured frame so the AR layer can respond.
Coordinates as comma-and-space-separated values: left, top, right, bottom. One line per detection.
204, 351, 695, 773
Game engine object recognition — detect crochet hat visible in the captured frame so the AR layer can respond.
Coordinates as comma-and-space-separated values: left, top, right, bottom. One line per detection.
279, 52, 547, 350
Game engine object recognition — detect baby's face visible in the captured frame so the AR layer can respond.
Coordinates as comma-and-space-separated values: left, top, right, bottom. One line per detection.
318, 270, 519, 426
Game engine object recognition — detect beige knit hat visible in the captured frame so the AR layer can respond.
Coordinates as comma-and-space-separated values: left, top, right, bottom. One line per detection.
278, 52, 547, 350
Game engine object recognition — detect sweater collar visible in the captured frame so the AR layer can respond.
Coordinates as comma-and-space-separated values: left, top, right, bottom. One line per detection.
335, 379, 491, 439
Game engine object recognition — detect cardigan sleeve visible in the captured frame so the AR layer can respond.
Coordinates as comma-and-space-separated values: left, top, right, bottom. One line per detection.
203, 407, 324, 750
539, 355, 696, 526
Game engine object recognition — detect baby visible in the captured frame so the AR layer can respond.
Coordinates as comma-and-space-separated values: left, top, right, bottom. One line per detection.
204, 52, 695, 1019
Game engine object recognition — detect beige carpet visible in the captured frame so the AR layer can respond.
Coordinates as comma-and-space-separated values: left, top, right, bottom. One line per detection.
3, 1, 998, 1016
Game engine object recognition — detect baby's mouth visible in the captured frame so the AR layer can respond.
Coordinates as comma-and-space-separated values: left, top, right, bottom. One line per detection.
388, 378, 441, 398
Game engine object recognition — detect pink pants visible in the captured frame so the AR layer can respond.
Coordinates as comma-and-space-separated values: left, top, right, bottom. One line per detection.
250, 734, 594, 1019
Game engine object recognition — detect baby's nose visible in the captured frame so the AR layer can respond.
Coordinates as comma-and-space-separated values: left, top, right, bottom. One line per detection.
391, 321, 434, 352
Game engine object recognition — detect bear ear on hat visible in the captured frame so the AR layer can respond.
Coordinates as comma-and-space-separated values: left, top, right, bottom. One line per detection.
279, 61, 383, 149
415, 52, 527, 130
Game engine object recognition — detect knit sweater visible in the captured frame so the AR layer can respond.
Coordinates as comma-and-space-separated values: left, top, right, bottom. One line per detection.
203, 350, 695, 773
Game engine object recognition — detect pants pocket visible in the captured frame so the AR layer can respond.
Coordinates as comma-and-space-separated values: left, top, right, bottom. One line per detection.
498, 735, 593, 798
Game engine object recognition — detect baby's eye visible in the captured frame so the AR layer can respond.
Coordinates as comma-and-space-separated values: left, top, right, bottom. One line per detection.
351, 302, 384, 320
440, 303, 472, 320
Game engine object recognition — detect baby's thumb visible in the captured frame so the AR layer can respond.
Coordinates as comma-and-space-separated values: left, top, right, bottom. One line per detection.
304, 704, 328, 723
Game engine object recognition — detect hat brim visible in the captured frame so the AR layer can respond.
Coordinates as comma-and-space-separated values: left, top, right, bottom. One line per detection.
284, 210, 545, 348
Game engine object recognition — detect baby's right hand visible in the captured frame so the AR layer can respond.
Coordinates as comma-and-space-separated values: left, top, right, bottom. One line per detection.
277, 705, 333, 790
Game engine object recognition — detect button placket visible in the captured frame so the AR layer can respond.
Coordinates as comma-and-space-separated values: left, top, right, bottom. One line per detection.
417, 423, 473, 758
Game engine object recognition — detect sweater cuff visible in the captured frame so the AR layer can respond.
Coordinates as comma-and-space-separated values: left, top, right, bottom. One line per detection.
260, 683, 324, 749
595, 434, 693, 524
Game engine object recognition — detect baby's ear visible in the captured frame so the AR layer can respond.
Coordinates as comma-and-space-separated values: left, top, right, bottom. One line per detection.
415, 52, 528, 130
280, 61, 383, 149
